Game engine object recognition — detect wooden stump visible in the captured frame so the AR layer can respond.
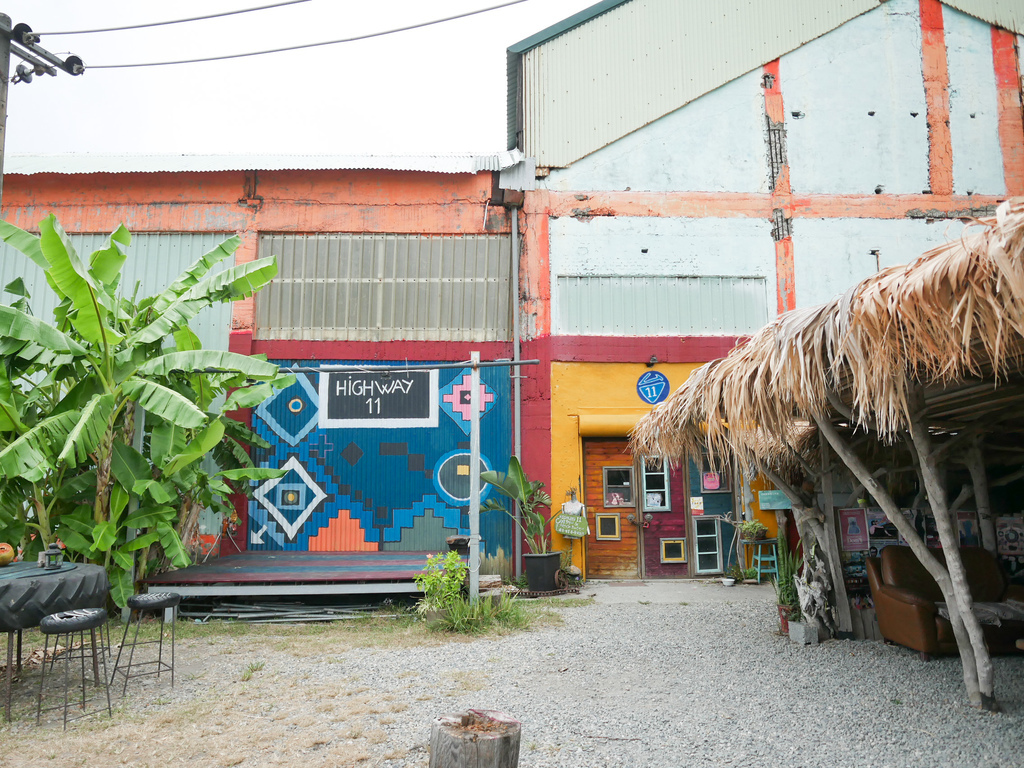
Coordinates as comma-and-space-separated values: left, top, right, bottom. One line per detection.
429, 709, 521, 768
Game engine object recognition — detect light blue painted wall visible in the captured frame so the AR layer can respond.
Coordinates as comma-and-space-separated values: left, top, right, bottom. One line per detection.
792, 218, 967, 307
549, 216, 776, 333
783, 0, 930, 195
945, 4, 1006, 196
542, 70, 769, 194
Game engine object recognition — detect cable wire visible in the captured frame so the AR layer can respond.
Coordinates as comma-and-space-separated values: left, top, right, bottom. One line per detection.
33, 0, 312, 36
87, 0, 528, 69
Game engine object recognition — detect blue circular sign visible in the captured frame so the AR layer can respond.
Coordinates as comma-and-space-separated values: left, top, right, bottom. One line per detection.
637, 371, 670, 405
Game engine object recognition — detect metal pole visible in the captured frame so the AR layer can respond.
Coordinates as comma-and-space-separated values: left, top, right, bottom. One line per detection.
511, 208, 523, 577
469, 351, 481, 603
0, 15, 12, 212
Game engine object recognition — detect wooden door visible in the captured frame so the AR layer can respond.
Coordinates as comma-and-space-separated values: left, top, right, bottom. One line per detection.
583, 439, 641, 578
639, 459, 689, 578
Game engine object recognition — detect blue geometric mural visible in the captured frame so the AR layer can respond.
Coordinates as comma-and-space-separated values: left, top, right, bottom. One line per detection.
249, 362, 512, 556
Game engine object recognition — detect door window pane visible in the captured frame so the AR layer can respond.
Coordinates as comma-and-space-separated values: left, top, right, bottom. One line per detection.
642, 459, 670, 511
603, 467, 634, 507
596, 513, 621, 540
694, 517, 722, 574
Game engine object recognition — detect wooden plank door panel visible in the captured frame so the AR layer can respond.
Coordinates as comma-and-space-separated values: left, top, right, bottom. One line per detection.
583, 439, 640, 578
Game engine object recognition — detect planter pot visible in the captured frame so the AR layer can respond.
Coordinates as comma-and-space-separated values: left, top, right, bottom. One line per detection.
778, 604, 799, 634
523, 552, 561, 592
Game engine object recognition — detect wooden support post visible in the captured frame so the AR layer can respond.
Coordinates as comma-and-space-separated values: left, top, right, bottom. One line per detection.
430, 709, 521, 768
965, 439, 996, 554
820, 439, 852, 634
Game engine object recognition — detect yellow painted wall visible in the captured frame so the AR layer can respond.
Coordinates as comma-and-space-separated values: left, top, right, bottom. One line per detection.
549, 361, 702, 572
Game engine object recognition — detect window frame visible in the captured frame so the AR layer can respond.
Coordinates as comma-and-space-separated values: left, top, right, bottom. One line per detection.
642, 458, 671, 512
595, 513, 622, 541
660, 538, 686, 563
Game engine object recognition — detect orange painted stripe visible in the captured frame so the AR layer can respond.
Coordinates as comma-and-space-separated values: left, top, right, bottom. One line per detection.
545, 191, 1003, 220
920, 0, 953, 196
763, 60, 785, 125
992, 27, 1024, 195
523, 191, 552, 337
775, 238, 796, 313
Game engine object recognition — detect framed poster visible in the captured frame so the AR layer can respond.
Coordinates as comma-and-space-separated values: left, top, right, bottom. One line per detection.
700, 459, 730, 493
839, 508, 869, 551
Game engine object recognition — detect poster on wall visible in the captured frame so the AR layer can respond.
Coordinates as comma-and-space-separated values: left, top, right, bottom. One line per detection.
957, 511, 980, 547
839, 508, 869, 551
700, 459, 730, 493
996, 516, 1024, 556
689, 496, 704, 515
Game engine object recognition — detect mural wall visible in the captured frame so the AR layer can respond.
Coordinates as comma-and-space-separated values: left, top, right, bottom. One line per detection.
248, 361, 513, 568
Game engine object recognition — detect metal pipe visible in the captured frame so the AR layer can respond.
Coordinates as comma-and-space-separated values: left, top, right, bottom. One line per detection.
511, 207, 523, 576
275, 360, 539, 374
469, 351, 481, 602
0, 15, 11, 211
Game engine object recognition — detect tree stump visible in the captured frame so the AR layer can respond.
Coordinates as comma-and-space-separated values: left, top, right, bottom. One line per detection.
429, 709, 521, 768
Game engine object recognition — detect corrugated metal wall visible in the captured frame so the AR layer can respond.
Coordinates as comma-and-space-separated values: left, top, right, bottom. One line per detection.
945, 0, 1024, 34
556, 275, 768, 335
256, 234, 513, 342
0, 233, 235, 351
519, 0, 879, 168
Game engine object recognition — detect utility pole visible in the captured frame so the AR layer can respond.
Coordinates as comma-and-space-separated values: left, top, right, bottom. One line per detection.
0, 15, 83, 210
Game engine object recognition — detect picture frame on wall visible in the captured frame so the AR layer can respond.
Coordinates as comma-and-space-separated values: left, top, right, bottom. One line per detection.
700, 459, 730, 493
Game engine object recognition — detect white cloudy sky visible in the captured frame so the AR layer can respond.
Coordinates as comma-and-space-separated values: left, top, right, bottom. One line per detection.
3, 0, 597, 156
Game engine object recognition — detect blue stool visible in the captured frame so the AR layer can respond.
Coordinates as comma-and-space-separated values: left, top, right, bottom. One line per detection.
750, 539, 778, 583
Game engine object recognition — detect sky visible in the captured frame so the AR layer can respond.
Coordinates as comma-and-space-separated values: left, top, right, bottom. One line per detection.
2, 0, 599, 157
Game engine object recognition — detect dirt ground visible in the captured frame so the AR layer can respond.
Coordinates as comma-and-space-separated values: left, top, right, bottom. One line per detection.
0, 604, 548, 768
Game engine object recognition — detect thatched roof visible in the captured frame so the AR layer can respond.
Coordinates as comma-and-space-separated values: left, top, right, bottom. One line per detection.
631, 197, 1024, 469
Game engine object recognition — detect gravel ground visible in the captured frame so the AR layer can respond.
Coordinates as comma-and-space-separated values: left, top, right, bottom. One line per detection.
2, 580, 1023, 767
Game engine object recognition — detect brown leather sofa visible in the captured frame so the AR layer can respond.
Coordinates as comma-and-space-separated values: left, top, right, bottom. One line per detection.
866, 545, 1024, 658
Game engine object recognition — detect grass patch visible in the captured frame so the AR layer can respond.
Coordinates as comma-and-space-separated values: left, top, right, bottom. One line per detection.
241, 660, 266, 682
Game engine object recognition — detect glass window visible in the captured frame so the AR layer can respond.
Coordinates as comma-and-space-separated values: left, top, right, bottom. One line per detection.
595, 513, 621, 540
642, 459, 670, 512
694, 517, 723, 574
603, 467, 634, 507
661, 539, 686, 563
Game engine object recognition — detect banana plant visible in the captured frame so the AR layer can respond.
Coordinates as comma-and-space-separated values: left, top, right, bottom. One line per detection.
0, 215, 291, 605
480, 456, 554, 554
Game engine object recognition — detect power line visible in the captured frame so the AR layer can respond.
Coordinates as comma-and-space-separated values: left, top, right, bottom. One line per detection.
87, 0, 528, 69
32, 0, 312, 36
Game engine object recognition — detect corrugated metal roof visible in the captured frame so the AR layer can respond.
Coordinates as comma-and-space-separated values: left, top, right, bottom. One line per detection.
507, 0, 881, 165
944, 0, 1024, 34
5, 150, 524, 176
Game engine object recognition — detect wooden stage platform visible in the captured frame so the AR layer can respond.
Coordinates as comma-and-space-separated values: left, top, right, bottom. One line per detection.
144, 552, 432, 598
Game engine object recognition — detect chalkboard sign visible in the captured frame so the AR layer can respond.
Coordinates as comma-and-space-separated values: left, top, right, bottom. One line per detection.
319, 370, 439, 428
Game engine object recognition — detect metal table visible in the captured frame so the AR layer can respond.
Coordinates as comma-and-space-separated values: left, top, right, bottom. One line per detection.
1, 561, 110, 721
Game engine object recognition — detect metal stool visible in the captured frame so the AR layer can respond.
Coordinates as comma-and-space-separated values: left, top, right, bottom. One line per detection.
111, 592, 181, 694
37, 608, 112, 729
750, 540, 778, 583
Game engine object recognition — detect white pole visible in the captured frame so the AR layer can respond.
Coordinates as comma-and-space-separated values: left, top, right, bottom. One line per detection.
469, 351, 481, 602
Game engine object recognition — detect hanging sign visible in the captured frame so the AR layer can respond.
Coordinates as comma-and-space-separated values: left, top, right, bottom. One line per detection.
758, 490, 792, 510
636, 371, 670, 405
319, 370, 439, 428
554, 513, 589, 539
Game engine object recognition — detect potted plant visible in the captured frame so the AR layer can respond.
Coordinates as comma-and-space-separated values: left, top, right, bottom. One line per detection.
739, 519, 769, 540
414, 551, 468, 621
773, 534, 803, 633
480, 457, 558, 592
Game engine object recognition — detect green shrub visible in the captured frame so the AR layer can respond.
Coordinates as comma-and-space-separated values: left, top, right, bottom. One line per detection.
428, 593, 528, 634
413, 551, 467, 614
